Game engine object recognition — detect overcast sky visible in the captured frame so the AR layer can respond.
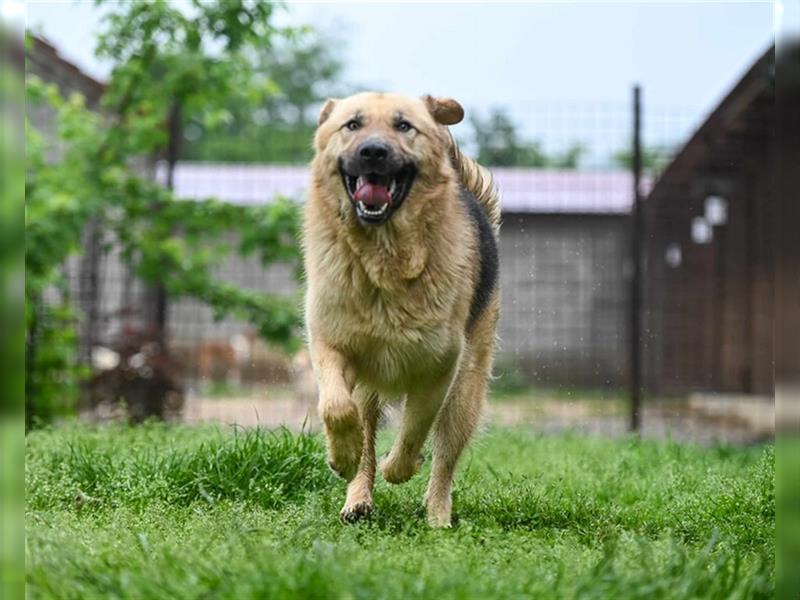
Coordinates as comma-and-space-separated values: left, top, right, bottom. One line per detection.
27, 1, 774, 162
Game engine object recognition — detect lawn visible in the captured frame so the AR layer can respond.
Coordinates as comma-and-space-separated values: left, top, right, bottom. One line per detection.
26, 424, 774, 599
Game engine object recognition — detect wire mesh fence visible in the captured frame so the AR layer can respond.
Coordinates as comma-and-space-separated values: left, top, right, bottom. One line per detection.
66, 104, 664, 374
35, 97, 775, 443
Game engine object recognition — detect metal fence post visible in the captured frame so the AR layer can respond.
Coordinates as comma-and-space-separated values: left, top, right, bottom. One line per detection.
630, 85, 643, 432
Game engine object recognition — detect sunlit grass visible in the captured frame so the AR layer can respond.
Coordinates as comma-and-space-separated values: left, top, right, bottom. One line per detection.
26, 424, 774, 599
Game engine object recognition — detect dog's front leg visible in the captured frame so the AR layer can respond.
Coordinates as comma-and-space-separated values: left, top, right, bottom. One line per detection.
341, 389, 380, 522
310, 339, 361, 481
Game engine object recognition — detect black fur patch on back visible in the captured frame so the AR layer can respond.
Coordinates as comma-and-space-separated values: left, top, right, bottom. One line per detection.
460, 188, 499, 331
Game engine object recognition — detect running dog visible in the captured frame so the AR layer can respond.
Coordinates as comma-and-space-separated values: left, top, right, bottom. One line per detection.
302, 92, 500, 527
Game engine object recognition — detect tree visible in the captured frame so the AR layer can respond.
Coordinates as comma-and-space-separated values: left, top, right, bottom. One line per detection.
470, 108, 531, 167
612, 145, 676, 174
259, 28, 350, 127
25, 1, 303, 426
470, 107, 586, 168
92, 0, 290, 357
182, 27, 351, 163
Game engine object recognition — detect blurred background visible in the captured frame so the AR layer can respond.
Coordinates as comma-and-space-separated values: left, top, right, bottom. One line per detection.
24, 1, 775, 445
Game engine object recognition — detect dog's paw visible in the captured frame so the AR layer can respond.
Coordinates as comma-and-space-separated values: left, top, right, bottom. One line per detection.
427, 514, 452, 528
425, 495, 453, 528
340, 500, 373, 523
380, 452, 424, 484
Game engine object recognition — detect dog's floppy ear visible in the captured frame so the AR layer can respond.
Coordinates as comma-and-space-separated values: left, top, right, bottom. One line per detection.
423, 95, 464, 125
318, 98, 339, 126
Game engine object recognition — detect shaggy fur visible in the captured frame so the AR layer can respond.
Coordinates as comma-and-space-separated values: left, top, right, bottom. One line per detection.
302, 92, 500, 527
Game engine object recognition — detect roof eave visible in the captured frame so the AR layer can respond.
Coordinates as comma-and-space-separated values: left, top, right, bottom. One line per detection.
649, 43, 774, 193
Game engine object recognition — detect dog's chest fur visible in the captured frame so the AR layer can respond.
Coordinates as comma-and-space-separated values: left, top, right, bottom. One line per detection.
310, 234, 468, 394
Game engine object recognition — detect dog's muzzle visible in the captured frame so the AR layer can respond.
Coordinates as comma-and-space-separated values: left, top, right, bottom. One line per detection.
339, 141, 417, 225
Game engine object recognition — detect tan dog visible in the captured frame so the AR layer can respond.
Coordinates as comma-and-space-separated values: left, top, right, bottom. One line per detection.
302, 92, 500, 527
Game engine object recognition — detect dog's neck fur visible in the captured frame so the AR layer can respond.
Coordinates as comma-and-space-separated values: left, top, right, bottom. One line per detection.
341, 219, 430, 287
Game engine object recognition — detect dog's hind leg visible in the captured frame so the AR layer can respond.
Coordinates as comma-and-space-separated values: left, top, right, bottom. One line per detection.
341, 389, 380, 522
380, 375, 452, 485
423, 369, 485, 527
425, 303, 498, 527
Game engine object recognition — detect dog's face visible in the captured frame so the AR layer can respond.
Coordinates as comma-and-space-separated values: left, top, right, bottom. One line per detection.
313, 92, 464, 226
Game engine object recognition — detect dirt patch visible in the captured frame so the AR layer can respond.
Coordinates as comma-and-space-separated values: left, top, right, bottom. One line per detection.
182, 390, 318, 430
180, 389, 771, 446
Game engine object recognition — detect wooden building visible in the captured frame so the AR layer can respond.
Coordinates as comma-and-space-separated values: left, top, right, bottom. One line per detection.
643, 46, 775, 396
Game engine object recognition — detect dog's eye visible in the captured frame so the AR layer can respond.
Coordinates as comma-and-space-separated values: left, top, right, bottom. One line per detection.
344, 119, 361, 131
396, 120, 413, 133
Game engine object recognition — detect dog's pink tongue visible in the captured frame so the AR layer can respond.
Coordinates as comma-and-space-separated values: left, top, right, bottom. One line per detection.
354, 182, 392, 207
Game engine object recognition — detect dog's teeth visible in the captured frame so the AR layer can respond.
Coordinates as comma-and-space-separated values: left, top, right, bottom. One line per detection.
357, 176, 365, 188
389, 179, 397, 196
356, 200, 389, 217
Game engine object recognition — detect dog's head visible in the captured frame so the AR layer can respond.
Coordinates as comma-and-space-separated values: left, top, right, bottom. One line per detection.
312, 92, 464, 226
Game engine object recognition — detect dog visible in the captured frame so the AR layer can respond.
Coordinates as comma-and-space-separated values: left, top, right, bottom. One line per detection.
302, 92, 500, 527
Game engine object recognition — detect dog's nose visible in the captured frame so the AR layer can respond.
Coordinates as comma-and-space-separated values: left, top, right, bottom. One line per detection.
358, 141, 390, 164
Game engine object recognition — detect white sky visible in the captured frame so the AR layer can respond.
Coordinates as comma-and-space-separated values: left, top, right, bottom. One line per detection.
26, 1, 774, 162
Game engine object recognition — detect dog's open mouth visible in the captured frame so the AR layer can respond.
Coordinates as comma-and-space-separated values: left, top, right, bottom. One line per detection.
340, 165, 416, 224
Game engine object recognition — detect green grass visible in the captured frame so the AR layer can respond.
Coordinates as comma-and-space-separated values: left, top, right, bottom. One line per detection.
26, 424, 774, 599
